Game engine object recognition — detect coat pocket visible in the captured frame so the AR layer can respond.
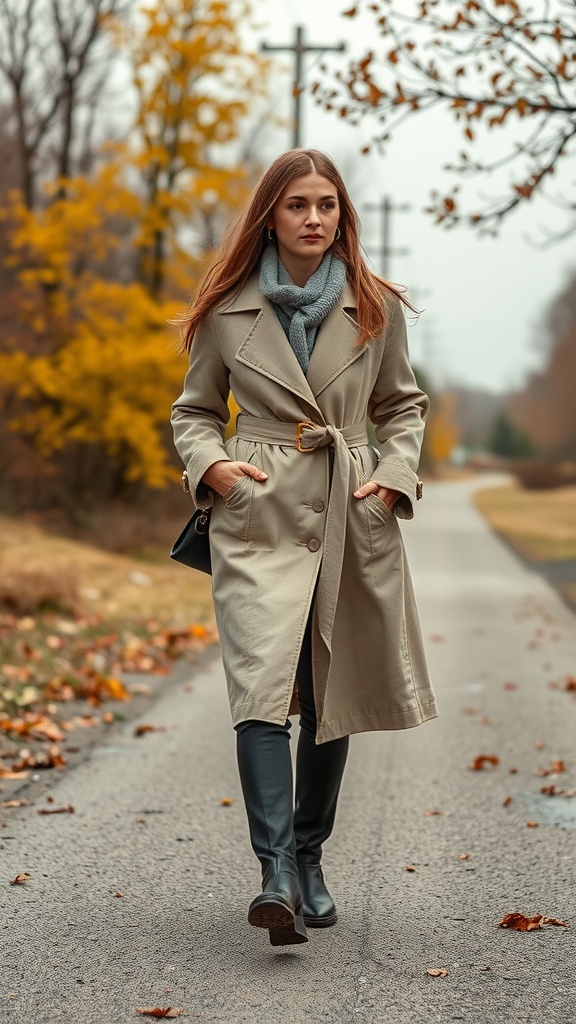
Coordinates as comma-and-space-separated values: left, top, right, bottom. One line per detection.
222, 474, 253, 510
364, 491, 392, 525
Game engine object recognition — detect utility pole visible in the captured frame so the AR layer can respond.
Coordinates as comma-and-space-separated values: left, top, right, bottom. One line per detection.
260, 26, 346, 149
363, 196, 410, 279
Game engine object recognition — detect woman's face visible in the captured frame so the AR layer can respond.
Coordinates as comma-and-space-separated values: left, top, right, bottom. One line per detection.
267, 172, 340, 267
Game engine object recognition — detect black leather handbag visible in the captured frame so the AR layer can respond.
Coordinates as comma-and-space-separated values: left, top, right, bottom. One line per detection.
170, 507, 212, 574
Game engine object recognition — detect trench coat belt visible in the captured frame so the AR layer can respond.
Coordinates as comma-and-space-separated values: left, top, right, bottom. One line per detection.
235, 413, 369, 658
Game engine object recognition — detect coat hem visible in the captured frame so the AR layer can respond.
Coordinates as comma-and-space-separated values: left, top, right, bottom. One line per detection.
316, 698, 439, 744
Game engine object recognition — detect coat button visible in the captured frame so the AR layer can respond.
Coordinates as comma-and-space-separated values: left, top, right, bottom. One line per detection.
307, 538, 321, 552
312, 500, 325, 513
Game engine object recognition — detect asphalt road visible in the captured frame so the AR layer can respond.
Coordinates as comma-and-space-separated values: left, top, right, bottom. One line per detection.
2, 477, 576, 1024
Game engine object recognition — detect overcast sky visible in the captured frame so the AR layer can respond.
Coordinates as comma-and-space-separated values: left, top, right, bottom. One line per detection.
253, 0, 575, 394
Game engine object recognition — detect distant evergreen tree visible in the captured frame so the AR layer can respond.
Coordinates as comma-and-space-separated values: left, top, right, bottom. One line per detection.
487, 412, 535, 458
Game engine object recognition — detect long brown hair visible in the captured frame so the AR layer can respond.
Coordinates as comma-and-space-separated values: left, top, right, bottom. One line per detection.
179, 149, 412, 351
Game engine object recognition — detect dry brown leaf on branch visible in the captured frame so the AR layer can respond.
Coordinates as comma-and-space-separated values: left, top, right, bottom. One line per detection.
37, 804, 74, 815
135, 1010, 184, 1019
134, 724, 166, 738
469, 754, 499, 771
427, 968, 448, 977
10, 873, 31, 885
498, 912, 569, 931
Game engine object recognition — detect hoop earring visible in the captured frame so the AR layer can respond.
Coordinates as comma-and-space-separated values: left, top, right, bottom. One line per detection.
267, 227, 274, 242
334, 227, 341, 241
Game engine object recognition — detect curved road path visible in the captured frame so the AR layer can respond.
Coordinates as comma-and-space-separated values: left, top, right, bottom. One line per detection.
3, 477, 576, 1023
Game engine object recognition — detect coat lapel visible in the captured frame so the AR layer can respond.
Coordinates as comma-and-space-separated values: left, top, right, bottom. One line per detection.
218, 273, 366, 411
218, 274, 322, 414
305, 282, 367, 398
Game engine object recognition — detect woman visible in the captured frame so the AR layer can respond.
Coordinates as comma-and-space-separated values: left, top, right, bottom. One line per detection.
171, 149, 437, 948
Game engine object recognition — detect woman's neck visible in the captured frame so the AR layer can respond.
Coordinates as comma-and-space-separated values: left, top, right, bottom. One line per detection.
277, 248, 324, 288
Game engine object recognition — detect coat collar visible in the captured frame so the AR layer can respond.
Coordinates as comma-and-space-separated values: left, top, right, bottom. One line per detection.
218, 273, 366, 404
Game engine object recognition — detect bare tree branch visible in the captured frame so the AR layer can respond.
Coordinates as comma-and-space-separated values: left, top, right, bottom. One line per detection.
316, 0, 576, 239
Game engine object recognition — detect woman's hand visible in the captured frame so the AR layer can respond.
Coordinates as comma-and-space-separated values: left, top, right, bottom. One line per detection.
202, 460, 268, 498
353, 480, 401, 511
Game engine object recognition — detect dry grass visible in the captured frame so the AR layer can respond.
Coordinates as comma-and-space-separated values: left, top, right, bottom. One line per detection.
474, 484, 576, 562
0, 515, 214, 625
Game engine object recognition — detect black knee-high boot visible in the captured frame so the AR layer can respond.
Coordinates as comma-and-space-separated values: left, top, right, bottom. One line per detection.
293, 727, 349, 927
236, 719, 308, 946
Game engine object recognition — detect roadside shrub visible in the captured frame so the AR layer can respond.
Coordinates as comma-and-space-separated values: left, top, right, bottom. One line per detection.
511, 460, 576, 490
0, 563, 80, 615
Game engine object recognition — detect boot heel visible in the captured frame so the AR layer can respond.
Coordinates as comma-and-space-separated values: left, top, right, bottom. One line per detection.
248, 893, 309, 945
269, 910, 309, 947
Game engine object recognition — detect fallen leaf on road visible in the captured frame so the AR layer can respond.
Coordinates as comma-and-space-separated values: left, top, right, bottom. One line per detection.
113, 891, 123, 898
136, 1010, 184, 1018
537, 759, 566, 777
503, 796, 512, 807
540, 784, 575, 797
1, 799, 29, 808
479, 966, 491, 971
0, 765, 29, 779
220, 797, 233, 806
135, 818, 146, 825
12, 745, 67, 771
405, 865, 416, 872
458, 852, 469, 861
509, 767, 518, 774
503, 682, 518, 691
534, 741, 545, 750
10, 873, 31, 885
37, 804, 74, 815
469, 755, 499, 771
461, 707, 478, 716
427, 968, 448, 977
134, 725, 166, 738
430, 634, 445, 643
565, 676, 576, 693
526, 821, 539, 827
498, 913, 569, 931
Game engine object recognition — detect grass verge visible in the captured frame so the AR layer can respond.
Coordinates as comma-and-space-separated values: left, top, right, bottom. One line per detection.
474, 483, 576, 610
474, 484, 576, 563
0, 515, 216, 778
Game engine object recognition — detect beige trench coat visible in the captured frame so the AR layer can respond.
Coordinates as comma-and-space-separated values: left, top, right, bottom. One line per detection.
171, 274, 438, 742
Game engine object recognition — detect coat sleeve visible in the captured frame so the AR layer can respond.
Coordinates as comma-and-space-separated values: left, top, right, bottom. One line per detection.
170, 312, 232, 509
367, 297, 429, 520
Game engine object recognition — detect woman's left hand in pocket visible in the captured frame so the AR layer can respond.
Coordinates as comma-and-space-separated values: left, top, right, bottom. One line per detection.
353, 481, 401, 510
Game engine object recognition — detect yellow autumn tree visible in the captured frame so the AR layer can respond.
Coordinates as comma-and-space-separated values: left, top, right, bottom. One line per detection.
125, 0, 268, 298
426, 391, 460, 465
0, 0, 269, 505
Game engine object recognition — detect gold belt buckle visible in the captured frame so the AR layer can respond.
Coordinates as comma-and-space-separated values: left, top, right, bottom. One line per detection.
295, 420, 317, 453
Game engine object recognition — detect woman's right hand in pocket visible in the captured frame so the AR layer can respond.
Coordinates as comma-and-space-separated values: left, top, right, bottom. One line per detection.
201, 460, 268, 498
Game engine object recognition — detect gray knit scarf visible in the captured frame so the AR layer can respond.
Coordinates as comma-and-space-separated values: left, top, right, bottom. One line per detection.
259, 245, 347, 373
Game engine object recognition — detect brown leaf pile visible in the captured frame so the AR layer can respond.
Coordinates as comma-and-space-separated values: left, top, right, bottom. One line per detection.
0, 612, 217, 776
